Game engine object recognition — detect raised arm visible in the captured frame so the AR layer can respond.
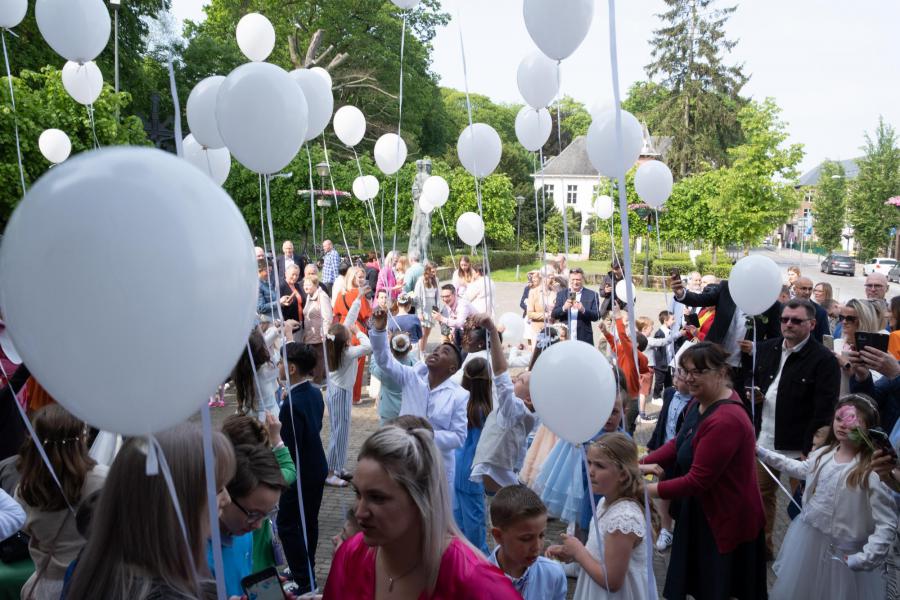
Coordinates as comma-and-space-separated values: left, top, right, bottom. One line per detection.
755, 445, 811, 481
369, 308, 416, 388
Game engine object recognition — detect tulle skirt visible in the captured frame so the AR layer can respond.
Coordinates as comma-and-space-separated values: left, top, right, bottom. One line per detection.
520, 425, 558, 487
772, 517, 886, 600
532, 439, 583, 524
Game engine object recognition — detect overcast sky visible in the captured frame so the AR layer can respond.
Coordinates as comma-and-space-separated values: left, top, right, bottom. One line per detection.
171, 0, 900, 175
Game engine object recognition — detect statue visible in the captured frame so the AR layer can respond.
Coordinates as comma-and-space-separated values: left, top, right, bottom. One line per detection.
408, 158, 432, 259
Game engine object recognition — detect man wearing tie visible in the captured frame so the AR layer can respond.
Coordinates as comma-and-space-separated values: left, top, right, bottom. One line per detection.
551, 268, 600, 345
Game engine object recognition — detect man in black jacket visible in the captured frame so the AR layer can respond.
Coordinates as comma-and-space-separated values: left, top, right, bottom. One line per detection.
551, 268, 600, 344
743, 297, 840, 557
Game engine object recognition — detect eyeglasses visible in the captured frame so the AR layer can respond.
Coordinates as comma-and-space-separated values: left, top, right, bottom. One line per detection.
676, 367, 710, 379
231, 498, 277, 524
864, 284, 886, 289
838, 315, 858, 323
780, 316, 810, 325
794, 286, 813, 292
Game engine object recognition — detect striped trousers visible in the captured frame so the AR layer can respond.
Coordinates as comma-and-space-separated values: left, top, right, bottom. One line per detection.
326, 385, 353, 473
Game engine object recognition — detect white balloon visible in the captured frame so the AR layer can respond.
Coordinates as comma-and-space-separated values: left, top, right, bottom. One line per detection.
514, 106, 552, 152
0, 147, 257, 436
596, 194, 614, 220
374, 133, 408, 175
61, 60, 103, 106
0, 0, 27, 29
236, 13, 276, 62
0, 324, 21, 365
216, 62, 308, 175
38, 129, 71, 164
422, 175, 449, 208
516, 51, 559, 109
333, 106, 366, 147
498, 312, 525, 345
391, 0, 421, 8
35, 0, 110, 63
523, 0, 594, 61
729, 255, 782, 316
186, 76, 226, 150
457, 123, 502, 178
614, 280, 634, 306
289, 68, 334, 141
586, 109, 643, 178
589, 97, 616, 121
635, 160, 673, 208
530, 340, 616, 445
183, 134, 231, 186
310, 66, 332, 89
352, 175, 380, 201
418, 194, 435, 215
456, 211, 484, 246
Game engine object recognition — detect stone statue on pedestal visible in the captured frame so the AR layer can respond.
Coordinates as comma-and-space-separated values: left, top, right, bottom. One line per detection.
408, 158, 432, 259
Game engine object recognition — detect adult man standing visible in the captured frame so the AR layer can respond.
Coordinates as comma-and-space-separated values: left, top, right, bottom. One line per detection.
433, 284, 476, 347
743, 298, 840, 558
320, 239, 341, 295
277, 240, 305, 280
370, 307, 468, 490
791, 276, 831, 340
865, 272, 890, 327
403, 250, 424, 294
551, 268, 600, 344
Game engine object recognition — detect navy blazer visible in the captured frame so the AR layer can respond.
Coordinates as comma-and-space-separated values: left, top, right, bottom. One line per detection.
551, 287, 600, 344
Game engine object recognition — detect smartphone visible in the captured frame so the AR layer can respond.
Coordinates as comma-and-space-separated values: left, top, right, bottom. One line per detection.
568, 291, 576, 302
241, 567, 287, 600
869, 428, 898, 463
744, 386, 762, 402
670, 267, 681, 281
822, 334, 834, 351
854, 331, 889, 354
684, 313, 700, 329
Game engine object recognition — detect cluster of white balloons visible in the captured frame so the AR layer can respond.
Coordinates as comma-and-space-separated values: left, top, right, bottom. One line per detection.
38, 129, 71, 164
419, 175, 450, 214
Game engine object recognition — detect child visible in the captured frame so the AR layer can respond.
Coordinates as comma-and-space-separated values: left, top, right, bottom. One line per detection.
786, 425, 831, 520
330, 508, 360, 558
230, 329, 280, 419
470, 315, 537, 492
454, 356, 492, 553
488, 485, 567, 600
369, 333, 417, 425
757, 395, 896, 599
546, 433, 657, 599
388, 293, 423, 357
324, 292, 372, 487
601, 305, 650, 435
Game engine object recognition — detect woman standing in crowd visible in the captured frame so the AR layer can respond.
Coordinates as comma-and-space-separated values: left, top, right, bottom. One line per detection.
453, 255, 474, 297
333, 267, 373, 404
465, 264, 495, 316
835, 299, 883, 393
394, 256, 410, 295
330, 261, 351, 305
323, 425, 519, 598
230, 330, 279, 421
65, 422, 235, 599
415, 261, 441, 353
757, 395, 895, 599
376, 251, 402, 303
642, 343, 766, 600
279, 264, 304, 337
302, 274, 332, 385
16, 405, 108, 600
813, 281, 833, 305
525, 273, 556, 337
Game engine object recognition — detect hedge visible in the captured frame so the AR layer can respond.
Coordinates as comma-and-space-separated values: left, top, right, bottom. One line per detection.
437, 250, 538, 271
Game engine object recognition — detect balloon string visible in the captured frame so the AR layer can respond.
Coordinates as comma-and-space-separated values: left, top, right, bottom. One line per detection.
200, 405, 227, 600
642, 486, 659, 597
605, 0, 642, 387
1, 29, 26, 197
555, 64, 569, 256
87, 104, 101, 149
320, 135, 353, 262
438, 207, 457, 270
0, 362, 76, 516
392, 174, 399, 253
758, 457, 803, 512
157, 0, 183, 157
390, 13, 407, 255
751, 318, 757, 423
351, 146, 385, 254
580, 445, 612, 596
654, 208, 668, 306
531, 152, 551, 337
305, 144, 318, 252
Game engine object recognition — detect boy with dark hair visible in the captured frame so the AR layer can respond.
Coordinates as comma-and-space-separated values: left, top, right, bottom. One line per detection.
488, 485, 567, 599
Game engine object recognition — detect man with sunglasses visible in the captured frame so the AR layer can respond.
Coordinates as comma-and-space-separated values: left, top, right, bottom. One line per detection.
742, 297, 840, 558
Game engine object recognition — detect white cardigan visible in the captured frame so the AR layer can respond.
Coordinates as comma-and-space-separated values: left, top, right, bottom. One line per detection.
757, 445, 897, 570
327, 296, 372, 391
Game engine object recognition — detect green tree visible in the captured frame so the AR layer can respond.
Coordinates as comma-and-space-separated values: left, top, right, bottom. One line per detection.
644, 0, 748, 177
811, 160, 847, 252
0, 67, 149, 223
848, 118, 900, 261
433, 168, 516, 247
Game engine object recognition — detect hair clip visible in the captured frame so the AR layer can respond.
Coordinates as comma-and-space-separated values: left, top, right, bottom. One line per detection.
326, 332, 336, 341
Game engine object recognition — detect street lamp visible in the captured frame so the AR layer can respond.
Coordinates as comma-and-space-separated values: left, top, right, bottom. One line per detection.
110, 0, 120, 95
515, 195, 525, 280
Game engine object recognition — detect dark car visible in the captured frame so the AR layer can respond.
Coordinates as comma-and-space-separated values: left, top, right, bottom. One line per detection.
820, 254, 856, 276
889, 263, 900, 283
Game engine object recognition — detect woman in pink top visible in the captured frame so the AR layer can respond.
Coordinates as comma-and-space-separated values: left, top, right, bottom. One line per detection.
323, 425, 519, 599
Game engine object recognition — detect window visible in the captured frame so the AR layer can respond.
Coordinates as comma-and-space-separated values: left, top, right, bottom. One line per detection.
592, 184, 601, 199
542, 184, 554, 202
567, 185, 578, 205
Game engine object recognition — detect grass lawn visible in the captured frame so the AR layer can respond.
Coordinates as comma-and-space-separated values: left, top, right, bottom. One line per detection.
489, 259, 618, 282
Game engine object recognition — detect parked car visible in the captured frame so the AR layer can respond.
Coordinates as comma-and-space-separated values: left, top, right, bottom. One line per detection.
862, 257, 897, 276
820, 254, 856, 276
888, 263, 900, 283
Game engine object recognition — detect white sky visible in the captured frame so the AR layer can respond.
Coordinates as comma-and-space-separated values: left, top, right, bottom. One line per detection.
171, 0, 900, 174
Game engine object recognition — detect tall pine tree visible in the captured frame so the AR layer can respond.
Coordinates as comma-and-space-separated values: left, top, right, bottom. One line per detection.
644, 0, 748, 177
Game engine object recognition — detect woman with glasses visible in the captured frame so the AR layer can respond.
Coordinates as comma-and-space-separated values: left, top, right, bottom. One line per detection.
835, 299, 886, 394
641, 343, 766, 600
813, 281, 833, 305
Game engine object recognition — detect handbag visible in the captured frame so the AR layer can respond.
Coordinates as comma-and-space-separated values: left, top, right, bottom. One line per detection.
0, 530, 29, 563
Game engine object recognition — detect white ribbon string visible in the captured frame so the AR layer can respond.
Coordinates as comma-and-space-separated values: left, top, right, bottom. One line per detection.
257, 174, 271, 267
580, 445, 612, 595
437, 207, 457, 270
201, 404, 227, 600
391, 13, 407, 254
320, 135, 354, 262
758, 458, 803, 513
555, 65, 569, 255
159, 0, 183, 157
751, 318, 757, 422
87, 103, 101, 148
654, 208, 669, 307
305, 144, 318, 251
1, 29, 26, 197
348, 147, 381, 255
642, 486, 659, 597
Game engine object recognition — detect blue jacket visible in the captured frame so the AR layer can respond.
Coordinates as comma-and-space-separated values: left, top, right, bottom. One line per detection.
258, 279, 279, 315
277, 383, 328, 528
850, 370, 900, 435
550, 288, 600, 344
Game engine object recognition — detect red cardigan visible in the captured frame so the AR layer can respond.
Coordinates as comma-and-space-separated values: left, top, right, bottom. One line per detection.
642, 395, 765, 554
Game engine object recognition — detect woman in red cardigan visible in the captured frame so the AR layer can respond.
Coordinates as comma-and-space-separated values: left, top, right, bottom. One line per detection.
641, 342, 767, 600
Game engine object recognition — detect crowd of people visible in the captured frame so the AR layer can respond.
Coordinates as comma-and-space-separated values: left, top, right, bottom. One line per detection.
1, 243, 899, 600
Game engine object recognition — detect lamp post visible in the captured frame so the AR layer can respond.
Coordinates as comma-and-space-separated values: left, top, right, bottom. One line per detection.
110, 0, 120, 94
316, 162, 330, 242
515, 195, 525, 280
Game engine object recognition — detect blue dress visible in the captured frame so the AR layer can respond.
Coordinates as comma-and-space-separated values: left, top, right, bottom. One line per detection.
454, 422, 488, 554
533, 439, 584, 524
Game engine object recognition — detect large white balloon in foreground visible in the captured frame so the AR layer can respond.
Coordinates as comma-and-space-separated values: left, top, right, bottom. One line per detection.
236, 13, 276, 62
523, 0, 594, 61
38, 129, 71, 164
515, 106, 552, 152
36, 0, 110, 63
289, 68, 334, 141
374, 133, 408, 175
530, 340, 616, 445
586, 109, 643, 178
216, 62, 308, 175
0, 0, 27, 29
183, 134, 232, 186
422, 175, 450, 208
458, 123, 502, 178
634, 160, 673, 209
729, 255, 782, 316
186, 76, 226, 150
0, 147, 257, 436
61, 61, 103, 106
333, 106, 366, 147
517, 51, 559, 109
456, 211, 484, 246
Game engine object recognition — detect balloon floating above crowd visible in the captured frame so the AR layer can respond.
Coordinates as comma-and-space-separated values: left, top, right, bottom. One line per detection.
38, 129, 71, 164
36, 0, 110, 63
236, 13, 276, 62
61, 61, 103, 106
183, 134, 232, 186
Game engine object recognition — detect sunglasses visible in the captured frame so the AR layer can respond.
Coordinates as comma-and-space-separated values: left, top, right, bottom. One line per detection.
780, 316, 810, 325
838, 315, 858, 323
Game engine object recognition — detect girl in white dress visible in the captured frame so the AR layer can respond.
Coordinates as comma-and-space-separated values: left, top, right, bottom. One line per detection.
757, 394, 896, 600
546, 432, 657, 600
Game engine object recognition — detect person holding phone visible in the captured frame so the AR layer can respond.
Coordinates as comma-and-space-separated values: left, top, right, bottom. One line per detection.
433, 284, 476, 347
550, 268, 599, 345
848, 344, 900, 435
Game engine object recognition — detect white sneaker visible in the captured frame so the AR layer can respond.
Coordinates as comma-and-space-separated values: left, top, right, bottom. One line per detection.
655, 527, 673, 551
325, 474, 348, 487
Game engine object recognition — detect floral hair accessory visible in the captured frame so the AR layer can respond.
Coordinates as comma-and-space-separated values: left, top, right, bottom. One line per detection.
535, 328, 559, 350
836, 404, 859, 429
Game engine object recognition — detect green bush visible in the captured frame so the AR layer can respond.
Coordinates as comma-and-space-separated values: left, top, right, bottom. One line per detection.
437, 250, 538, 271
